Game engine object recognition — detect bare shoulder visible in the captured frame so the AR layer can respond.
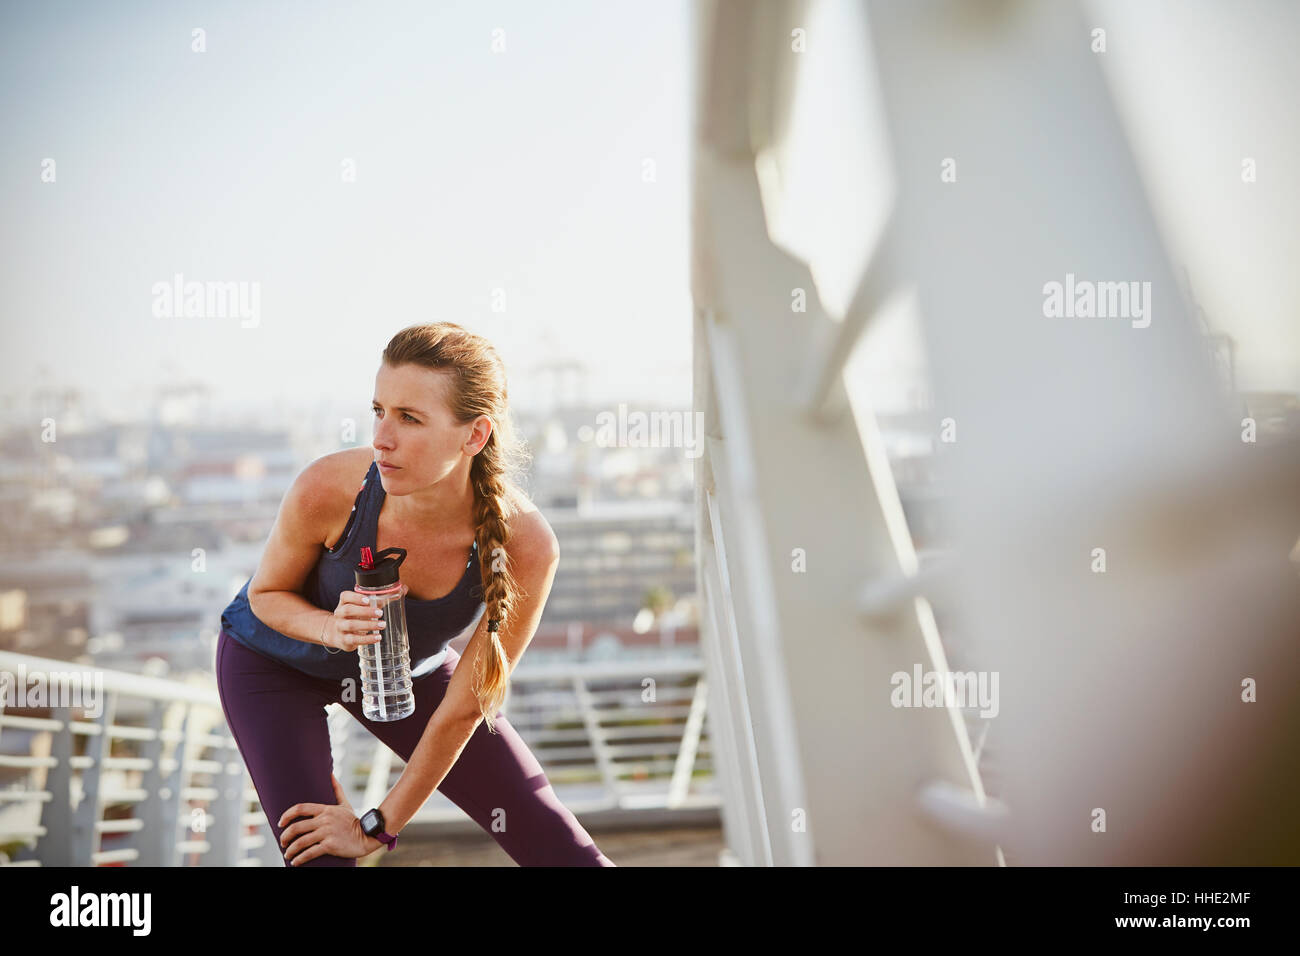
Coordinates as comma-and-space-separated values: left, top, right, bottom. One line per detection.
290, 448, 373, 533
302, 447, 372, 497
504, 486, 559, 565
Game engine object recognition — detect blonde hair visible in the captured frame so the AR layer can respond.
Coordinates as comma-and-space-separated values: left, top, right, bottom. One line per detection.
382, 322, 532, 733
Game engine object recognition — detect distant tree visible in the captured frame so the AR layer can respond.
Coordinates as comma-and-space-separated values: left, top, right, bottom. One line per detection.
641, 585, 674, 618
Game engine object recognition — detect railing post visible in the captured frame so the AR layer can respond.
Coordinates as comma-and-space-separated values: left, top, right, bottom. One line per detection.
72, 691, 116, 866
698, 491, 770, 865
137, 699, 168, 866
165, 704, 192, 865
668, 674, 709, 807
39, 706, 74, 866
205, 728, 243, 866
572, 676, 618, 805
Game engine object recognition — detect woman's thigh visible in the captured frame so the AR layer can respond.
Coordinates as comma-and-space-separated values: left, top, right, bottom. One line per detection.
215, 629, 355, 867
337, 645, 614, 866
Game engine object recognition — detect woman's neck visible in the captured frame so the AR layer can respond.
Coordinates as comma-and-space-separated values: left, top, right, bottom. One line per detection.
379, 466, 477, 536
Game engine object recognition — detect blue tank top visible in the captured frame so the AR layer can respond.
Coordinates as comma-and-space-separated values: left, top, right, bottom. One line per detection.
220, 460, 485, 681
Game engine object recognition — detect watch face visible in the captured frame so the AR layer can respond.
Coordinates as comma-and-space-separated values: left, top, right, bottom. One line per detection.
361, 809, 382, 834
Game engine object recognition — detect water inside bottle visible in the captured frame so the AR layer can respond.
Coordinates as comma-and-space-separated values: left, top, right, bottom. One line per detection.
357, 586, 415, 721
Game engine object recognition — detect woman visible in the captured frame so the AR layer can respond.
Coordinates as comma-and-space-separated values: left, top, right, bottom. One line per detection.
215, 322, 614, 866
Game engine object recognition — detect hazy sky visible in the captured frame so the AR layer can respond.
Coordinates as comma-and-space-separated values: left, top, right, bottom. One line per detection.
1, 0, 694, 418
4, 0, 1295, 430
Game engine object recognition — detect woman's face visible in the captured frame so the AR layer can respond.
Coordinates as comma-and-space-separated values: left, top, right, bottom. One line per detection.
371, 362, 489, 492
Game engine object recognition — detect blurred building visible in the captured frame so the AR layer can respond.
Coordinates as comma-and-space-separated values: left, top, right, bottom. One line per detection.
1, 382, 702, 677
542, 498, 696, 630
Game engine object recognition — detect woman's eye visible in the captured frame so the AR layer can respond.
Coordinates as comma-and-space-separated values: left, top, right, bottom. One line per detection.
372, 407, 417, 423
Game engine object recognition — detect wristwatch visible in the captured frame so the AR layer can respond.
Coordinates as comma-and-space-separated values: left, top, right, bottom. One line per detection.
359, 807, 399, 851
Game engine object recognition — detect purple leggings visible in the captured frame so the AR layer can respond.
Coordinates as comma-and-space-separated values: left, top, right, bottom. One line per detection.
215, 629, 614, 866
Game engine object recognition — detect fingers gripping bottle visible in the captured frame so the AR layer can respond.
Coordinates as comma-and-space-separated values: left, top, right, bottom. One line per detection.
355, 546, 415, 721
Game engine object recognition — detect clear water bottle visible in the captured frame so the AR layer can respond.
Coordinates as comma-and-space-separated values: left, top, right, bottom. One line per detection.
355, 545, 415, 722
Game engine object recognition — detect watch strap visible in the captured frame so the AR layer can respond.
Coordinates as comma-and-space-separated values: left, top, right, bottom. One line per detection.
362, 808, 399, 850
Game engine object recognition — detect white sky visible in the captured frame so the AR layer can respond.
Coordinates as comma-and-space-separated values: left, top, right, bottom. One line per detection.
1, 0, 694, 418
4, 0, 1295, 430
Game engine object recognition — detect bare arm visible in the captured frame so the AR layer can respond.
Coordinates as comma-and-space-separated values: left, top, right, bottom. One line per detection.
372, 513, 560, 840
246, 457, 349, 646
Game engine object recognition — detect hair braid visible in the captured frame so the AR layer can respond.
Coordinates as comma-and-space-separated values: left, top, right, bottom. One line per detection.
469, 454, 525, 733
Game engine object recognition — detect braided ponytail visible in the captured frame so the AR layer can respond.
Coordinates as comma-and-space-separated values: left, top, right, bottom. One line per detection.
469, 467, 523, 734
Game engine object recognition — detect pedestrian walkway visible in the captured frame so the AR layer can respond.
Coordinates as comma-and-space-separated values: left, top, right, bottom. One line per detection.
374, 823, 725, 867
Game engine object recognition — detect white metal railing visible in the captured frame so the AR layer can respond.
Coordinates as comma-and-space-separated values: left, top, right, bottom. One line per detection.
0, 650, 275, 867
1, 650, 714, 866
692, 0, 997, 867
335, 658, 718, 822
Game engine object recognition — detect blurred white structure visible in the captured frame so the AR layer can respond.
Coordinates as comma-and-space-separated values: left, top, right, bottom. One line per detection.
692, 0, 1300, 865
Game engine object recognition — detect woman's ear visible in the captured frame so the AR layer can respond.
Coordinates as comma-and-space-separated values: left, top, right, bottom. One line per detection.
467, 415, 493, 454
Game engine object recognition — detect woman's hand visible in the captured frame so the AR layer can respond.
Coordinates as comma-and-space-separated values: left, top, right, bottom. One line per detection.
277, 774, 380, 865
322, 584, 407, 652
